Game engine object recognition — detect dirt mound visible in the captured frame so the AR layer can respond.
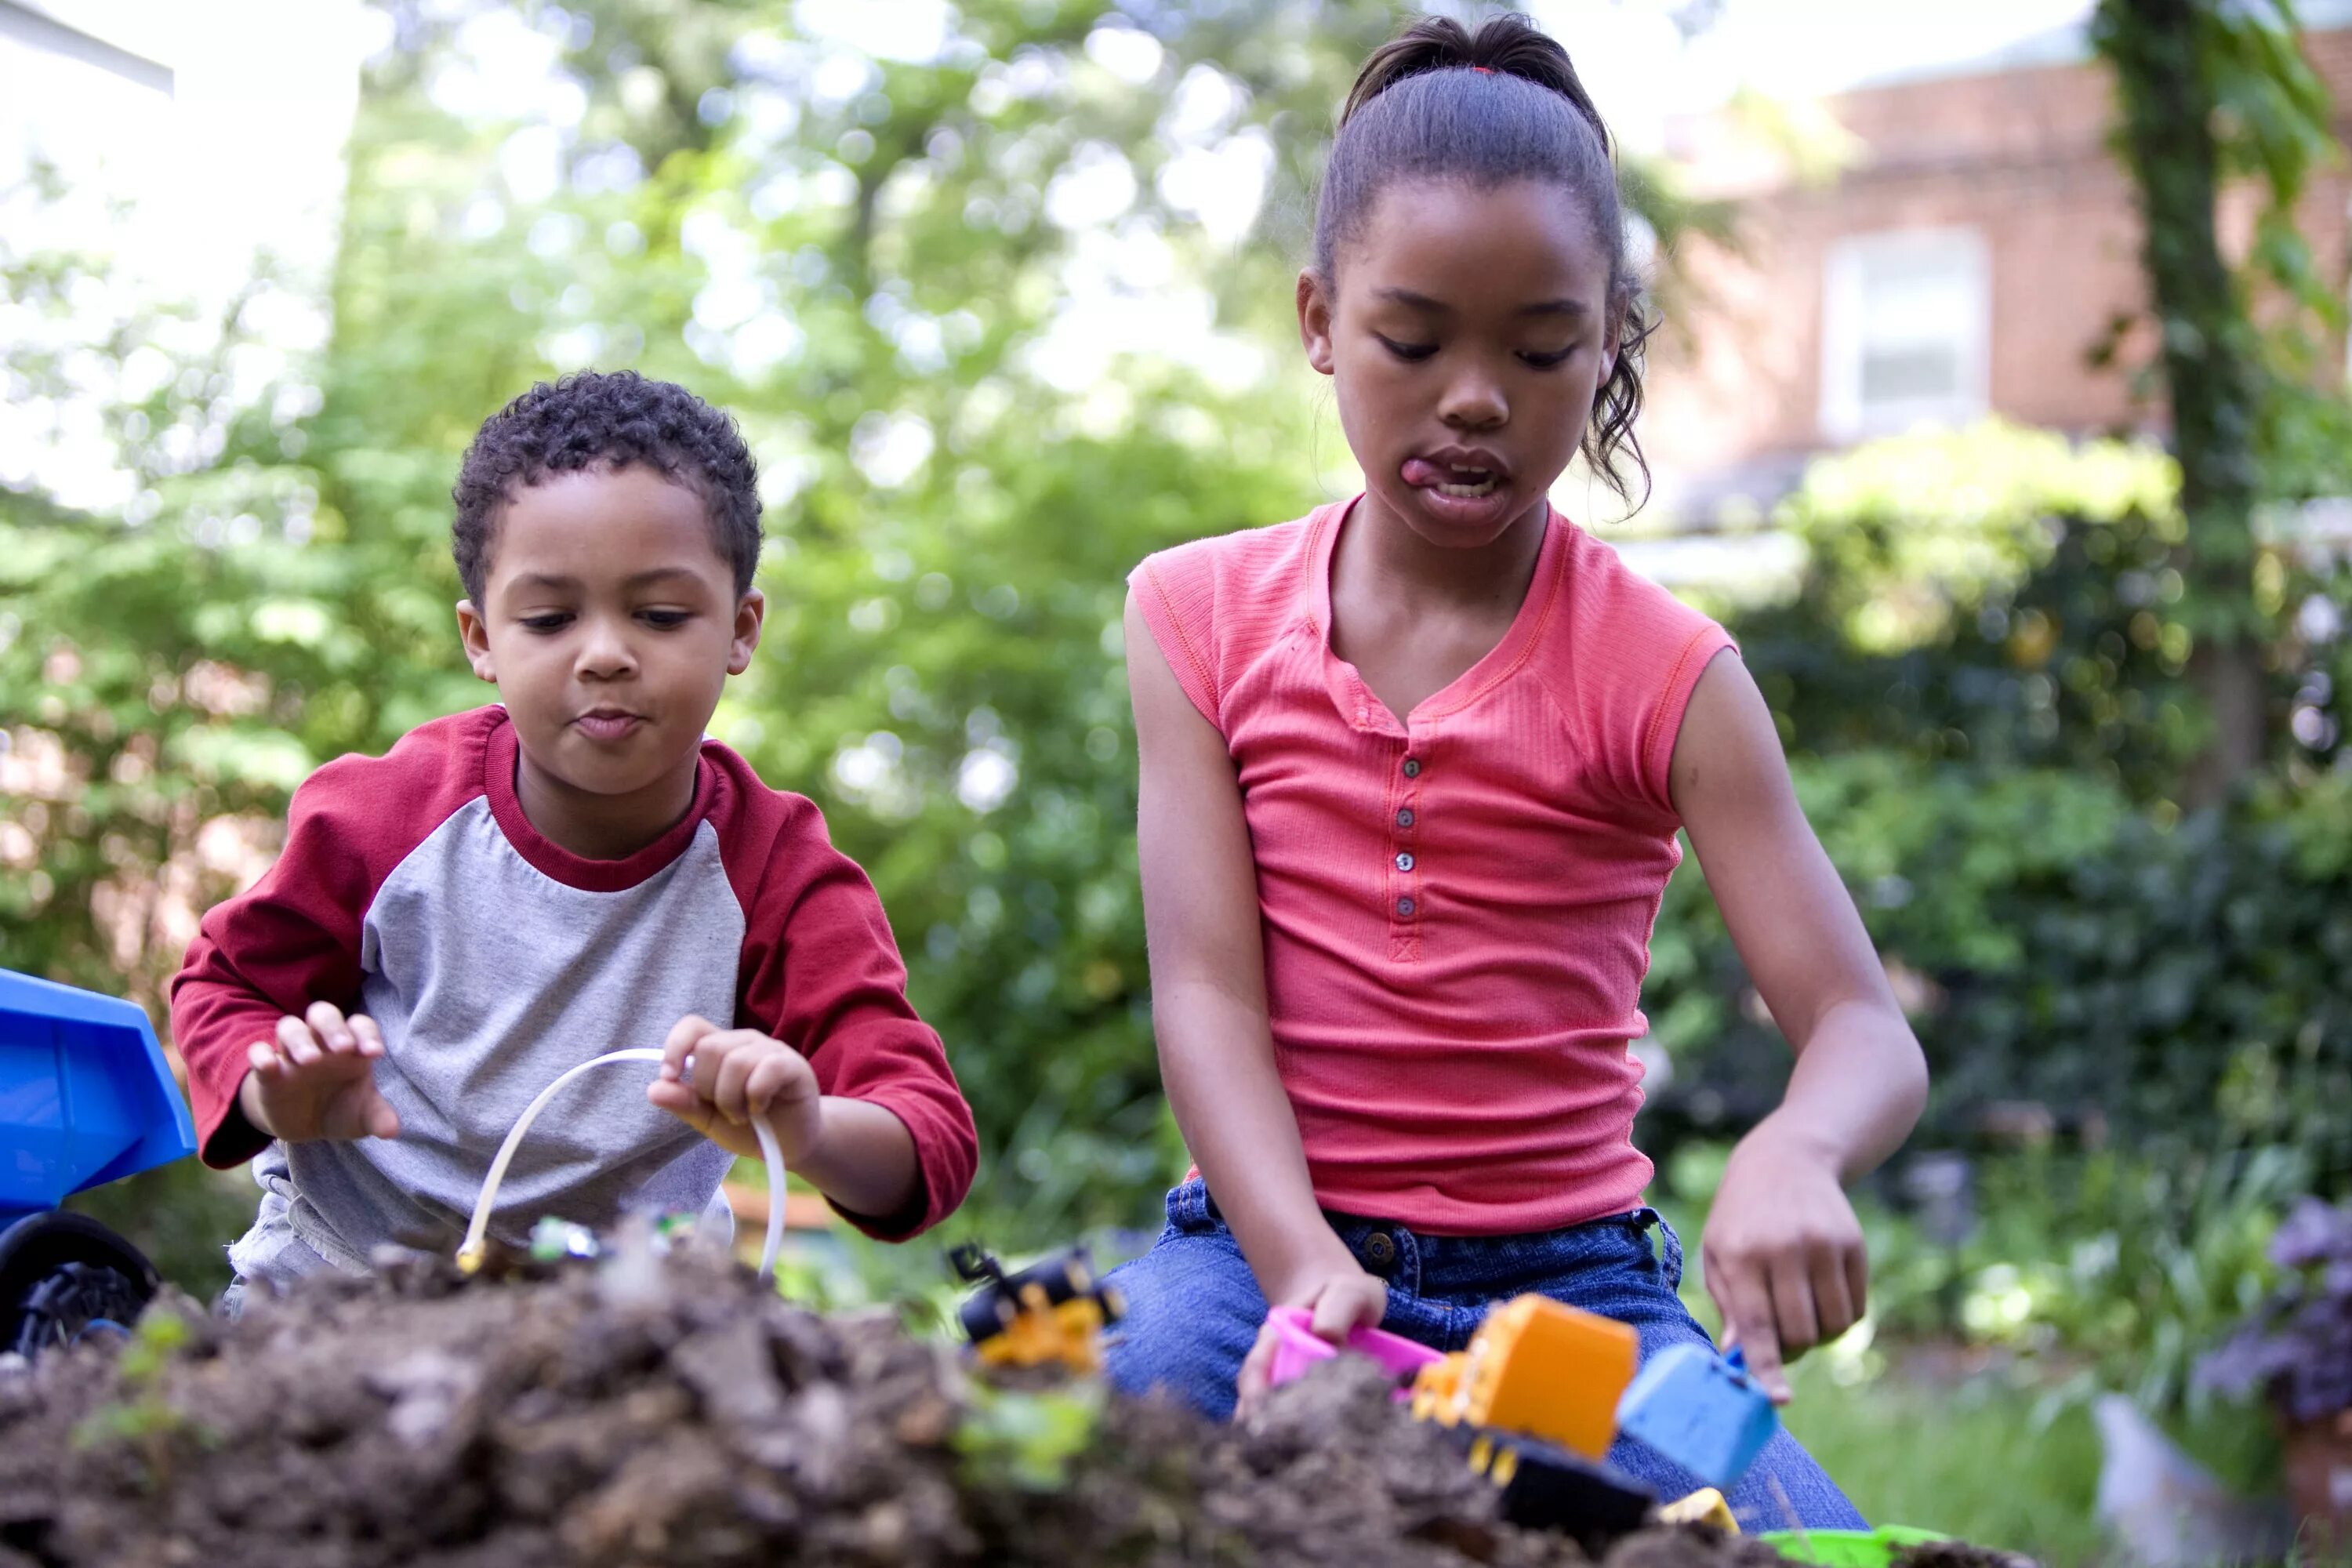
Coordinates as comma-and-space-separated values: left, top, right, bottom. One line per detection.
0, 1247, 2009, 1567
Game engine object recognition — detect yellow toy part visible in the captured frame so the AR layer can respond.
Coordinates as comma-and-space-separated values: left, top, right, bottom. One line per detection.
1658, 1486, 1738, 1533
1454, 1294, 1638, 1459
1410, 1351, 1468, 1423
971, 1287, 1113, 1373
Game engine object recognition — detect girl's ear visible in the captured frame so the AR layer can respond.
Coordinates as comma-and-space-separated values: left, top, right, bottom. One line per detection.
1296, 268, 1338, 376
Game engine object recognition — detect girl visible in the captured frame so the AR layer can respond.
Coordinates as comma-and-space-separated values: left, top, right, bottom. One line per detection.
1104, 13, 1926, 1531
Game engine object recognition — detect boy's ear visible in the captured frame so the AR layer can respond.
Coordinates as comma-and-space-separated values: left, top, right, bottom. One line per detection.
1297, 268, 1337, 377
728, 589, 766, 677
455, 601, 497, 683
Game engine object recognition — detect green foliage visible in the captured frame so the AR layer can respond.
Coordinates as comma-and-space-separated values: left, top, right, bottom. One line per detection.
952, 1380, 1104, 1491
1648, 425, 2352, 1182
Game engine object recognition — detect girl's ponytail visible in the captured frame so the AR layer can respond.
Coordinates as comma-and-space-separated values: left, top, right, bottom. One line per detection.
1319, 13, 1653, 511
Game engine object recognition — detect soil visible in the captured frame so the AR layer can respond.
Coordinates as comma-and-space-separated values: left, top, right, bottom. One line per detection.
0, 1246, 2034, 1567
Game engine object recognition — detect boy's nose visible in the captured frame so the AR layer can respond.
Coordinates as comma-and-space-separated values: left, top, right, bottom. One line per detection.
575, 622, 638, 678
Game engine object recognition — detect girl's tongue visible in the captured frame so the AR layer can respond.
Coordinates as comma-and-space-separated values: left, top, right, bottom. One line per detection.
1400, 456, 1501, 496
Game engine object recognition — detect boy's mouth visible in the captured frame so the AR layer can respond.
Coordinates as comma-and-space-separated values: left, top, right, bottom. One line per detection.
573, 709, 647, 741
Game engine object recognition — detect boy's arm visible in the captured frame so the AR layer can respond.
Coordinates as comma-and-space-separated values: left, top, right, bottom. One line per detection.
735, 801, 977, 1240
171, 764, 383, 1167
1671, 650, 1930, 1400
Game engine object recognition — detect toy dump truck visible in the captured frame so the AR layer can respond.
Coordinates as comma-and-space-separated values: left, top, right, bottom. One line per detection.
0, 968, 196, 1359
1271, 1291, 1773, 1544
950, 1243, 1126, 1374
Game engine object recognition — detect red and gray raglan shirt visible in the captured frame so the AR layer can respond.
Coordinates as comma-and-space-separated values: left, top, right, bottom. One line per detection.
170, 706, 977, 1283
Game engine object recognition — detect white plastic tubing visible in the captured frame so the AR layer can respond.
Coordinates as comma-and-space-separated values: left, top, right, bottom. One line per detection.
458, 1047, 786, 1281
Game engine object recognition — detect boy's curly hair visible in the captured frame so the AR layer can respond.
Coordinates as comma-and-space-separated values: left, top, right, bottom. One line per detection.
452, 371, 762, 606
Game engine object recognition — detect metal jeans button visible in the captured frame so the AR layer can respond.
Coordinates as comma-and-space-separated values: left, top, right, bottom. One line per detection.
1361, 1231, 1397, 1271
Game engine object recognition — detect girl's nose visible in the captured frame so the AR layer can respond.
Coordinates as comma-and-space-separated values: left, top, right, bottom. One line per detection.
1438, 368, 1507, 430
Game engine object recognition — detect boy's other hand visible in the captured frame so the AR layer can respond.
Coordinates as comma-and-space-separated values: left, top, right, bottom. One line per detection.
239, 1001, 401, 1143
1232, 1258, 1390, 1420
649, 1014, 822, 1163
1699, 1116, 1868, 1406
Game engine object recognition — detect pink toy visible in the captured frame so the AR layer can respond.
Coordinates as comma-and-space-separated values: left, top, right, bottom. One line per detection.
1261, 1305, 1446, 1399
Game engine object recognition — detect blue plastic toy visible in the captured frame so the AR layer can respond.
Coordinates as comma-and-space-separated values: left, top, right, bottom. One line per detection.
0, 967, 197, 1357
1614, 1342, 1780, 1491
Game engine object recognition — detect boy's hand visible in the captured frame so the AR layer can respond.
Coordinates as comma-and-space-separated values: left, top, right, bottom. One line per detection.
648, 1014, 823, 1163
238, 1001, 401, 1143
1232, 1257, 1390, 1419
1700, 1116, 1868, 1405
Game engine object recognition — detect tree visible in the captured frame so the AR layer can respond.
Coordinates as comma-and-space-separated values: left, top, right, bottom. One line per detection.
2092, 0, 2345, 806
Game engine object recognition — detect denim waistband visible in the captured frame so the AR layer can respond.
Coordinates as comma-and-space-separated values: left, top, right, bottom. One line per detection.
1163, 1178, 1682, 1300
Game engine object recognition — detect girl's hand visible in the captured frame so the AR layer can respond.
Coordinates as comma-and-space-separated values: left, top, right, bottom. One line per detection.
238, 1000, 401, 1143
1232, 1258, 1391, 1419
648, 1014, 823, 1163
1699, 1116, 1868, 1405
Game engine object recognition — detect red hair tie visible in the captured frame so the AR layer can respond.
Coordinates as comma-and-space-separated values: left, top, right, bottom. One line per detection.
1471, 64, 1493, 74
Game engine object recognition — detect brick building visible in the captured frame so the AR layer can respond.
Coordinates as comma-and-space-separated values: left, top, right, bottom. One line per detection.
1639, 4, 2352, 525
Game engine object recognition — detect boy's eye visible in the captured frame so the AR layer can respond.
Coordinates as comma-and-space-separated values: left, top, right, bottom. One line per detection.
1519, 347, 1575, 369
1373, 332, 1438, 363
520, 613, 573, 632
640, 609, 691, 629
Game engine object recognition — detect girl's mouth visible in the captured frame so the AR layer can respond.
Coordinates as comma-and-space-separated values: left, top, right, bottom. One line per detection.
1400, 456, 1506, 502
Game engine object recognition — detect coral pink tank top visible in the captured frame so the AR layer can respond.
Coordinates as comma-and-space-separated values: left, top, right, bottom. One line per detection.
1131, 499, 1734, 1234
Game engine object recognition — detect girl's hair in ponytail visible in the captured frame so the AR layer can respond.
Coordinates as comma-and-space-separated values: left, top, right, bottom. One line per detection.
1315, 13, 1653, 508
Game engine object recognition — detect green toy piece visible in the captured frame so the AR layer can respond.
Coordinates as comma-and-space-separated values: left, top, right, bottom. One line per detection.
1758, 1525, 1949, 1565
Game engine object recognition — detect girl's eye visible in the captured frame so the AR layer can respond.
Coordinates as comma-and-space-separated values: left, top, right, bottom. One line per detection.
641, 609, 691, 629
520, 613, 572, 633
1519, 347, 1575, 369
1373, 333, 1438, 363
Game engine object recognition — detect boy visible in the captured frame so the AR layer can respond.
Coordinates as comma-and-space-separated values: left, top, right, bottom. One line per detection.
172, 371, 976, 1298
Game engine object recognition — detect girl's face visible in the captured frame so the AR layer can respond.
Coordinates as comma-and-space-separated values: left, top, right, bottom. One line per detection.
1300, 177, 1620, 549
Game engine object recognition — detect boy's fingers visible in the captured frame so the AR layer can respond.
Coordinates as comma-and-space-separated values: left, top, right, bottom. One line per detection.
248, 1040, 281, 1074
362, 1091, 401, 1141
659, 1014, 719, 1080
276, 1014, 321, 1065
349, 1014, 386, 1058
305, 1000, 354, 1051
647, 1078, 714, 1134
744, 1054, 793, 1116
714, 1049, 764, 1124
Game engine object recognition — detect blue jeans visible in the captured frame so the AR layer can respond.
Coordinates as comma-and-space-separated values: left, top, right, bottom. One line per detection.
1104, 1178, 1867, 1533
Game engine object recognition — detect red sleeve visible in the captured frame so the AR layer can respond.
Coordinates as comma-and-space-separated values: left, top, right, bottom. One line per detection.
167, 710, 492, 1167
1129, 546, 1225, 733
715, 753, 978, 1240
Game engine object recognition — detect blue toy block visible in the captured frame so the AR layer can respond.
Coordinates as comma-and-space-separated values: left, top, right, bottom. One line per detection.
0, 967, 197, 1226
1614, 1343, 1780, 1491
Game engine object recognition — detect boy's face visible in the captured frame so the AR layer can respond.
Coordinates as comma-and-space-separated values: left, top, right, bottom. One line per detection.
456, 464, 761, 815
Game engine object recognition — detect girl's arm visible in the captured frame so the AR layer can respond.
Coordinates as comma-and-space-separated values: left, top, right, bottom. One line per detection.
1124, 590, 1388, 1397
1670, 650, 1930, 1403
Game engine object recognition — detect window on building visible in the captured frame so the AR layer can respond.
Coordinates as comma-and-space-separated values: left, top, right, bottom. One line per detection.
1820, 228, 1990, 442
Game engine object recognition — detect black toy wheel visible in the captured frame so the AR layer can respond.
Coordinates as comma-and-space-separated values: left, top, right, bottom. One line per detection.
0, 1211, 162, 1360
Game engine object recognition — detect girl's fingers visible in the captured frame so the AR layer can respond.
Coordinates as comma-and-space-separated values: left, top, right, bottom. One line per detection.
305, 1000, 354, 1052
1711, 1258, 1790, 1403
276, 1014, 321, 1065
1767, 1250, 1822, 1357
1809, 1243, 1858, 1344
1234, 1319, 1283, 1419
1845, 1244, 1870, 1324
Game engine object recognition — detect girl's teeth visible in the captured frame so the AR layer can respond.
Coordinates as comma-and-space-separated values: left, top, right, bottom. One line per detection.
1436, 474, 1497, 498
